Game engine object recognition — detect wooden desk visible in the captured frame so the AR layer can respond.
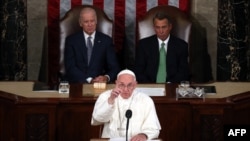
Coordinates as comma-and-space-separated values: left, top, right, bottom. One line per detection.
90, 139, 108, 141
90, 138, 162, 141
0, 82, 250, 141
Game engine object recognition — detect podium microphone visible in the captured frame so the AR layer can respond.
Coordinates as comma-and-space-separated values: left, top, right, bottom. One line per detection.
125, 109, 132, 141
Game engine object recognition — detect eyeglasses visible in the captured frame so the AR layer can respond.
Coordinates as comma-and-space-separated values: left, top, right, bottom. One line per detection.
117, 83, 134, 90
80, 19, 96, 25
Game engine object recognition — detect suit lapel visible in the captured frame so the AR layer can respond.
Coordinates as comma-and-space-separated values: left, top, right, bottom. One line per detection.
167, 36, 174, 62
152, 35, 160, 65
150, 35, 160, 78
88, 31, 101, 66
82, 33, 88, 63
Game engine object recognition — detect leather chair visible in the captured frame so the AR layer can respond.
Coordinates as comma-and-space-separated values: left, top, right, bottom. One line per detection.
59, 5, 113, 79
137, 5, 192, 45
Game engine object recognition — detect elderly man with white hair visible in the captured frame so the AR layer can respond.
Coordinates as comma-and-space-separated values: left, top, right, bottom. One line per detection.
91, 69, 161, 141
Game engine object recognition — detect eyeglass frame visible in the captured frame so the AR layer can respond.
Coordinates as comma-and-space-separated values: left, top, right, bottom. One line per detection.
117, 82, 135, 90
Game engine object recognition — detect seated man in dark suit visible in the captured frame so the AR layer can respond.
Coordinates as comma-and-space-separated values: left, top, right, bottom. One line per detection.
135, 12, 190, 83
64, 7, 120, 83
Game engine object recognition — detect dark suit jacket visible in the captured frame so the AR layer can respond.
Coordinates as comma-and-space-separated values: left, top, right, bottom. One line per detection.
64, 31, 120, 83
135, 35, 190, 83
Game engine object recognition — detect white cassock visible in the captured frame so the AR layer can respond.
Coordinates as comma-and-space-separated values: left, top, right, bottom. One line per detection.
91, 89, 161, 140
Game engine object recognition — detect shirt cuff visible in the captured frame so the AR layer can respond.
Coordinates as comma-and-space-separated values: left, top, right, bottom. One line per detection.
105, 75, 110, 82
86, 77, 93, 83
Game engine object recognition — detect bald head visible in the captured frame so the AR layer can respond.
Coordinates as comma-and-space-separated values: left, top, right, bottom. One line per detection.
79, 7, 97, 19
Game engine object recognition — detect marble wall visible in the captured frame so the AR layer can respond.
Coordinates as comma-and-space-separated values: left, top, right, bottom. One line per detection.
217, 0, 249, 81
27, 0, 47, 81
190, 0, 218, 82
0, 0, 27, 80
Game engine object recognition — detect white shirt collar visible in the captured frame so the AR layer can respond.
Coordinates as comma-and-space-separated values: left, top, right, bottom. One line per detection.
83, 31, 96, 41
157, 35, 170, 51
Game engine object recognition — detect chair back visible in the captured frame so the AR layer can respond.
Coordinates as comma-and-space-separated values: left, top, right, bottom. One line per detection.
59, 5, 113, 77
138, 5, 191, 43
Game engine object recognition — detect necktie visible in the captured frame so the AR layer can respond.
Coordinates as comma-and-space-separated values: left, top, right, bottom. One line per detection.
156, 42, 166, 83
87, 36, 93, 65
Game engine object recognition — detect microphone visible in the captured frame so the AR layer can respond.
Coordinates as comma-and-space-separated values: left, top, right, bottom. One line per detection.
125, 109, 132, 141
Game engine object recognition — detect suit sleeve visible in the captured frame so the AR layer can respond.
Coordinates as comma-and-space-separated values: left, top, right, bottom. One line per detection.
167, 37, 190, 82
134, 36, 159, 83
64, 35, 88, 83
135, 39, 150, 82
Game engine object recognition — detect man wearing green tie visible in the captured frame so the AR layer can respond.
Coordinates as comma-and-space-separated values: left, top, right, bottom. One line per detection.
135, 12, 190, 83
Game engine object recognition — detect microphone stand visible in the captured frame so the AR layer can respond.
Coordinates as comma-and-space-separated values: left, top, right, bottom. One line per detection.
125, 109, 132, 141
126, 118, 129, 141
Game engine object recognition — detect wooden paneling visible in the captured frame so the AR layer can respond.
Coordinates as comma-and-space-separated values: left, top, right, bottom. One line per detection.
156, 102, 192, 141
57, 102, 99, 141
0, 83, 250, 141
